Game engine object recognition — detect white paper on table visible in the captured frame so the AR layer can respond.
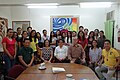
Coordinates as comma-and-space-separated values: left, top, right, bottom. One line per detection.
52, 67, 65, 73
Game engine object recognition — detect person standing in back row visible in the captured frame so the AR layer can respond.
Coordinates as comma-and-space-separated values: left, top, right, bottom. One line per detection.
17, 27, 22, 41
27, 27, 32, 37
77, 31, 88, 50
97, 30, 106, 49
42, 29, 49, 42
2, 28, 17, 71
29, 30, 39, 64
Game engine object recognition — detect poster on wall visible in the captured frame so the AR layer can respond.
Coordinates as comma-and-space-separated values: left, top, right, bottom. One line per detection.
0, 17, 8, 37
50, 16, 79, 33
12, 21, 30, 31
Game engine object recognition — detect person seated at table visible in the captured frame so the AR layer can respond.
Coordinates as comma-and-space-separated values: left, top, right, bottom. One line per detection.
95, 39, 120, 80
68, 38, 85, 64
89, 40, 102, 70
54, 39, 70, 63
40, 39, 53, 63
18, 38, 34, 68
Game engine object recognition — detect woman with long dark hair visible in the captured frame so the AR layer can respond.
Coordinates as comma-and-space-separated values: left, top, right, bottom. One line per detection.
84, 28, 89, 38
65, 31, 72, 46
61, 32, 66, 41
50, 31, 57, 48
36, 32, 44, 64
56, 30, 61, 47
87, 31, 95, 48
89, 40, 102, 70
77, 31, 88, 49
2, 28, 17, 71
86, 31, 95, 65
13, 31, 18, 41
36, 32, 41, 42
29, 30, 39, 58
36, 32, 43, 48
56, 30, 61, 40
94, 29, 99, 40
41, 39, 53, 63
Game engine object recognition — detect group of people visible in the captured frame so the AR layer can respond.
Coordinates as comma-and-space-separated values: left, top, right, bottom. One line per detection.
0, 25, 119, 80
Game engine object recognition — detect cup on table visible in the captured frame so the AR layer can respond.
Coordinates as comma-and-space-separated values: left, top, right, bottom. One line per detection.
40, 63, 45, 68
66, 74, 73, 80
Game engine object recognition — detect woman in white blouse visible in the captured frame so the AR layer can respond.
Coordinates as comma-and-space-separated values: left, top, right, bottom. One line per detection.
89, 40, 102, 70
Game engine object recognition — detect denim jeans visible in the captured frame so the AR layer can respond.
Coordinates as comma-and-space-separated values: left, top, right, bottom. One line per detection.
3, 54, 15, 71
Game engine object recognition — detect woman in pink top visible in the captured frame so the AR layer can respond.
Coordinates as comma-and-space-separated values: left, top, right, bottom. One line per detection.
2, 28, 16, 71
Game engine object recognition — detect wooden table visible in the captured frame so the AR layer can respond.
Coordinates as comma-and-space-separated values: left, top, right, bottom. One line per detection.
16, 63, 99, 80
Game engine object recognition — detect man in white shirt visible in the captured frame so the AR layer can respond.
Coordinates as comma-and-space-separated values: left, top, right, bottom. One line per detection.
54, 39, 70, 63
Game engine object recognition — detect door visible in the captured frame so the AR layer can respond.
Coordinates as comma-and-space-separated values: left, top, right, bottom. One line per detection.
104, 20, 115, 47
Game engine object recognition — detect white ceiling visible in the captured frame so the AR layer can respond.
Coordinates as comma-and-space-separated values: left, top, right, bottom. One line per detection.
0, 0, 119, 5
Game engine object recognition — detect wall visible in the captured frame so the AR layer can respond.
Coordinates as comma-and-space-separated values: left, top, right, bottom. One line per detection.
11, 6, 106, 35
0, 5, 120, 49
0, 6, 11, 27
105, 5, 120, 49
116, 5, 120, 49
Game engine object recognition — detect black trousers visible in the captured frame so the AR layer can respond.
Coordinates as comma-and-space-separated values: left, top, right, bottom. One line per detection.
0, 52, 7, 76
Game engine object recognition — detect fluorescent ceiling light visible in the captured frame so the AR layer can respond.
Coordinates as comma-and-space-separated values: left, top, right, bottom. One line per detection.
27, 6, 58, 8
80, 2, 112, 8
58, 5, 79, 8
25, 3, 59, 6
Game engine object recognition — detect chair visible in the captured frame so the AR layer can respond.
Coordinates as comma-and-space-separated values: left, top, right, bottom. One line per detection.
115, 49, 120, 80
0, 52, 15, 80
7, 65, 25, 79
0, 52, 8, 80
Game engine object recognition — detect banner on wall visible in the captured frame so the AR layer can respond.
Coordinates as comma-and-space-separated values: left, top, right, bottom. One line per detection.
50, 16, 79, 33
